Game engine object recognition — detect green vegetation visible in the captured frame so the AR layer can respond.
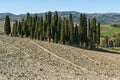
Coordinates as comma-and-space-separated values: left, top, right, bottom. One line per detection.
4, 11, 100, 50
4, 15, 11, 35
102, 27, 120, 36
111, 24, 120, 27
100, 24, 120, 48
101, 24, 120, 36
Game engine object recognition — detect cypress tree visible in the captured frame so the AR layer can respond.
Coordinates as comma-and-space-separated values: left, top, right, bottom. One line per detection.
34, 14, 38, 22
87, 19, 91, 38
30, 17, 35, 39
21, 18, 29, 38
54, 11, 58, 26
39, 17, 43, 40
46, 11, 52, 41
12, 24, 15, 36
21, 18, 25, 37
47, 25, 51, 42
74, 24, 79, 45
54, 32, 57, 43
26, 12, 31, 35
43, 20, 47, 40
15, 20, 18, 36
57, 16, 62, 43
20, 19, 24, 38
26, 12, 30, 21
43, 13, 48, 40
87, 19, 93, 49
79, 14, 87, 48
12, 21, 18, 36
8, 11, 101, 50
105, 36, 109, 48
50, 19, 54, 42
4, 15, 11, 35
64, 18, 69, 43
53, 11, 58, 43
68, 14, 74, 44
97, 22, 100, 47
47, 11, 52, 26
24, 21, 29, 37
91, 17, 97, 44
34, 20, 39, 39
18, 22, 22, 36
83, 14, 87, 48
60, 18, 65, 44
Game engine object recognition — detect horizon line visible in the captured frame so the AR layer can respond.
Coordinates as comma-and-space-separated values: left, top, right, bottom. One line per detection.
1, 11, 120, 15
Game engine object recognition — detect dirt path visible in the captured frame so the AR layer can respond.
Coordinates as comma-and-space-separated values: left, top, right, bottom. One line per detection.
31, 41, 90, 72
0, 35, 120, 79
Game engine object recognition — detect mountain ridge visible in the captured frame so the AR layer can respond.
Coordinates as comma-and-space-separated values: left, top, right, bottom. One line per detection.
1, 11, 120, 24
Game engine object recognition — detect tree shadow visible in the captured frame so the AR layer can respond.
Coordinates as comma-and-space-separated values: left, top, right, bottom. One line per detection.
68, 44, 120, 54
93, 48, 120, 54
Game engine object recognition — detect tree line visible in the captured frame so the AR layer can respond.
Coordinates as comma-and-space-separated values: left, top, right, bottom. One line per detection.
4, 11, 100, 49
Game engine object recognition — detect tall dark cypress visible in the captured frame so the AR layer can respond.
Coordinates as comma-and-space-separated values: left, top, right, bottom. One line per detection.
64, 18, 69, 43
74, 24, 79, 44
91, 17, 97, 44
43, 19, 47, 40
24, 21, 29, 37
79, 14, 87, 47
87, 19, 91, 39
97, 22, 100, 47
30, 17, 35, 39
47, 11, 52, 26
9, 11, 101, 50
44, 13, 48, 40
88, 19, 94, 49
83, 14, 87, 46
34, 19, 39, 39
68, 14, 74, 44
18, 22, 22, 36
60, 18, 65, 44
46, 11, 52, 41
12, 21, 18, 37
4, 15, 11, 35
26, 12, 31, 35
40, 17, 43, 40
57, 16, 62, 43
53, 11, 58, 43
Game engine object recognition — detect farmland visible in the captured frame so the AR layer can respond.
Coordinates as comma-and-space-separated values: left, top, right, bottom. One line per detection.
101, 24, 120, 36
0, 35, 120, 80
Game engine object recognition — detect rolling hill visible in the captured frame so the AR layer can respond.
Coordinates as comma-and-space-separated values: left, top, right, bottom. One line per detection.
0, 35, 120, 80
1, 11, 120, 24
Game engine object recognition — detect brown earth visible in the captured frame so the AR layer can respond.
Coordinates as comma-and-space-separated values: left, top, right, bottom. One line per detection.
0, 35, 120, 80
101, 25, 112, 32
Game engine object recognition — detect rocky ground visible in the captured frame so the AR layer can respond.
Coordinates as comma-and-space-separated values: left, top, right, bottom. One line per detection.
0, 35, 120, 80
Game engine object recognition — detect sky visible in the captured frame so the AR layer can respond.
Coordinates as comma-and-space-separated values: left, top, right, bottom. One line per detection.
0, 0, 119, 14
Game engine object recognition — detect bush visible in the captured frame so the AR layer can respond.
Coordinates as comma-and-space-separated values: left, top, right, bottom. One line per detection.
100, 38, 106, 47
111, 24, 120, 27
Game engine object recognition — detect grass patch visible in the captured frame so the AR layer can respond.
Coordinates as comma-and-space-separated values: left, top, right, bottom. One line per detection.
101, 24, 120, 36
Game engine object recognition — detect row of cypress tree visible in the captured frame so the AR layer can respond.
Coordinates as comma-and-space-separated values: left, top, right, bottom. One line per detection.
4, 11, 100, 49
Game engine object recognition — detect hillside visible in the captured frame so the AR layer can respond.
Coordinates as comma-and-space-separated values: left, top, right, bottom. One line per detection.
1, 11, 120, 24
0, 35, 120, 80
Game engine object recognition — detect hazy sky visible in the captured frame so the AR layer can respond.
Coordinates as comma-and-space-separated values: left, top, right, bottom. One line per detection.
0, 0, 119, 14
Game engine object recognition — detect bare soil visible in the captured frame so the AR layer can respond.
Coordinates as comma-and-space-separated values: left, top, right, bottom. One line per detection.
0, 35, 120, 80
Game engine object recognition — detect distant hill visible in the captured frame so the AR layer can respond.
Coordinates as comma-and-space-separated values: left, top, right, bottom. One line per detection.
1, 11, 120, 24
